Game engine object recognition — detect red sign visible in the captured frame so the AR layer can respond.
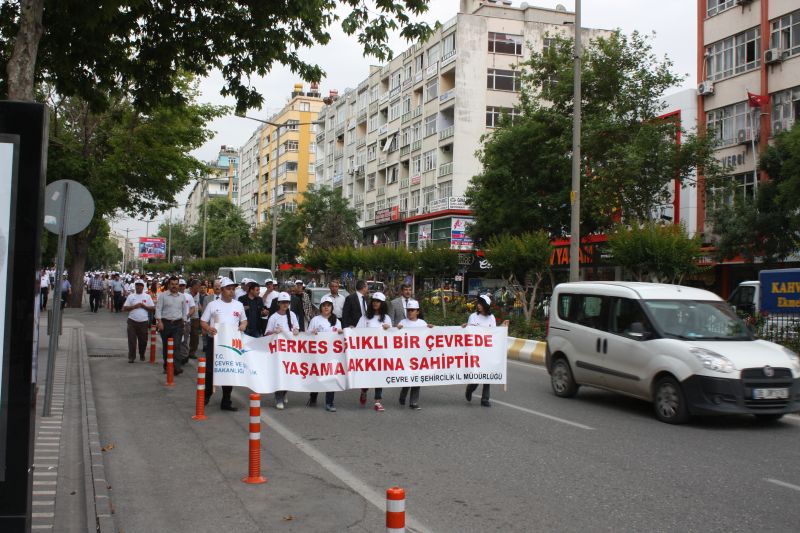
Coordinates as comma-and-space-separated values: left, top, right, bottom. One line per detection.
375, 206, 400, 224
138, 237, 166, 259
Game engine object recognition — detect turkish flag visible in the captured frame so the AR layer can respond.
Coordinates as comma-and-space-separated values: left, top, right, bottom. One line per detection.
747, 91, 768, 107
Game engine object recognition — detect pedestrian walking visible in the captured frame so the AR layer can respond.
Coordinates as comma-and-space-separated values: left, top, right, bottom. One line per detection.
201, 277, 247, 412
187, 279, 203, 359
323, 279, 346, 318
389, 283, 414, 326
39, 268, 50, 310
341, 280, 369, 328
154, 276, 189, 376
60, 274, 72, 309
396, 299, 432, 410
88, 272, 104, 312
110, 273, 125, 312
307, 295, 342, 412
238, 281, 267, 337
265, 292, 299, 410
464, 295, 509, 407
122, 279, 155, 362
261, 278, 278, 312
354, 291, 392, 411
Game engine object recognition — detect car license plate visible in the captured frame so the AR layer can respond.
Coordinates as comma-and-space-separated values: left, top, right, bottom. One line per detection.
752, 388, 789, 400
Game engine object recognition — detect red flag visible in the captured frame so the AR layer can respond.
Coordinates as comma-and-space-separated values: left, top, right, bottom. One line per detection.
747, 91, 767, 107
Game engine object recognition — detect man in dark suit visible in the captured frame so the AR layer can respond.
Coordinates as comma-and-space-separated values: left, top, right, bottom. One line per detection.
341, 280, 369, 328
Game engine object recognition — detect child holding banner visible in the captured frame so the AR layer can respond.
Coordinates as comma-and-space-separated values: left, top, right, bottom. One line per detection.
464, 295, 509, 407
266, 292, 300, 410
354, 292, 392, 412
396, 299, 432, 410
307, 295, 343, 412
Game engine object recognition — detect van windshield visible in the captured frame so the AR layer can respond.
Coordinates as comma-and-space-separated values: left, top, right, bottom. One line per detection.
642, 300, 753, 341
232, 270, 272, 283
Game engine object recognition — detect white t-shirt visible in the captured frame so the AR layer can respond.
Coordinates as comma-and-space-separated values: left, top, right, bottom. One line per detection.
263, 290, 278, 309
398, 318, 428, 329
356, 314, 392, 329
467, 312, 496, 327
40, 274, 50, 288
182, 292, 196, 320
235, 287, 246, 300
323, 292, 346, 318
308, 315, 342, 333
123, 292, 154, 322
266, 311, 300, 334
201, 299, 246, 330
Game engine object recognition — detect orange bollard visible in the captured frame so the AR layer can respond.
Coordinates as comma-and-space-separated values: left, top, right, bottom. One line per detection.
166, 337, 175, 387
149, 325, 157, 364
242, 393, 267, 484
386, 487, 405, 533
192, 358, 208, 420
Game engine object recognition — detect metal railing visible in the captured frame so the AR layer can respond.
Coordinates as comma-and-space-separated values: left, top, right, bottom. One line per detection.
439, 126, 454, 141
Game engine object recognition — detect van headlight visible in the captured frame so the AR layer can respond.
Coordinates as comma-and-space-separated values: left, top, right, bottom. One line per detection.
783, 347, 800, 373
690, 347, 736, 373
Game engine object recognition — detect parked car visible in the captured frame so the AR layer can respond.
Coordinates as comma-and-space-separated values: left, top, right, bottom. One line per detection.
546, 282, 800, 424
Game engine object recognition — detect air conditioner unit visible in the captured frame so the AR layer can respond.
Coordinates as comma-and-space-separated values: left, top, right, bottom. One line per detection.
735, 0, 753, 5
764, 48, 784, 64
697, 81, 714, 96
772, 121, 783, 135
441, 145, 451, 152
737, 129, 750, 144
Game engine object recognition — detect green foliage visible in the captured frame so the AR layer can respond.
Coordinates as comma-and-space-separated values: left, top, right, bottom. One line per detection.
156, 219, 192, 261
414, 245, 459, 280
298, 186, 361, 250
1, 1, 433, 112
253, 211, 305, 264
708, 125, 800, 263
608, 222, 703, 283
188, 197, 251, 257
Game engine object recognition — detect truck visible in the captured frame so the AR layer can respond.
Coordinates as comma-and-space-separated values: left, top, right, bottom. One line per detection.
728, 268, 800, 341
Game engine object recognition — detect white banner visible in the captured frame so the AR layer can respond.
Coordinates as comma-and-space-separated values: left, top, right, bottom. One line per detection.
211, 324, 507, 394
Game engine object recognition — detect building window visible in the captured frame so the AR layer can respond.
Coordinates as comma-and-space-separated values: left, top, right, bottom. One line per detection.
403, 95, 412, 114
425, 78, 438, 101
415, 54, 424, 72
442, 32, 456, 58
488, 32, 523, 55
411, 155, 422, 175
300, 102, 311, 112
389, 99, 402, 121
391, 69, 403, 90
706, 0, 736, 18
366, 202, 375, 221
707, 101, 753, 147
387, 165, 400, 184
424, 114, 437, 137
422, 149, 437, 172
438, 181, 452, 199
423, 186, 435, 206
486, 106, 520, 128
401, 127, 411, 147
412, 121, 422, 142
487, 68, 522, 92
370, 86, 379, 103
309, 142, 316, 153
427, 42, 440, 65
367, 174, 376, 191
367, 143, 378, 161
771, 86, 800, 134
411, 189, 420, 208
286, 120, 299, 131
705, 27, 760, 81
771, 10, 800, 57
285, 140, 299, 152
368, 114, 379, 132
708, 172, 756, 210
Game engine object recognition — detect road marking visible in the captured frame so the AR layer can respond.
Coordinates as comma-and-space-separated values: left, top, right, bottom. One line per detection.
490, 399, 596, 430
507, 359, 547, 372
765, 478, 800, 492
260, 412, 431, 533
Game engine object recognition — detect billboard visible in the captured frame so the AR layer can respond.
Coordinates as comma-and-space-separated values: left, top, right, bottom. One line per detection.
450, 217, 474, 250
138, 237, 166, 259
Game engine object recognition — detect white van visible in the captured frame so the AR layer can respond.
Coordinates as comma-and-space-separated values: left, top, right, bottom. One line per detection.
216, 267, 274, 297
546, 282, 800, 424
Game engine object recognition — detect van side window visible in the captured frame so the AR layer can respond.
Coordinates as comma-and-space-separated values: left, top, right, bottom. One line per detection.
557, 294, 574, 321
575, 295, 609, 331
610, 297, 652, 339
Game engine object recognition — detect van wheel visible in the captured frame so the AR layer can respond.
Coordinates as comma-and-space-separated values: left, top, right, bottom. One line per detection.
551, 358, 579, 398
653, 376, 689, 424
754, 414, 784, 422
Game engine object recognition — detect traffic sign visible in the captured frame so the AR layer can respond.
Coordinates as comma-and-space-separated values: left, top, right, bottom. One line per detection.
44, 180, 94, 235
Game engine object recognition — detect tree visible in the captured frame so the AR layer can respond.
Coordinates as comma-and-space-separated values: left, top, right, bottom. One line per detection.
2, 0, 433, 110
297, 186, 361, 250
608, 222, 703, 283
484, 232, 552, 322
156, 220, 192, 262
253, 211, 305, 264
188, 197, 251, 257
707, 125, 800, 263
415, 244, 459, 317
85, 219, 123, 270
45, 83, 222, 306
467, 31, 720, 242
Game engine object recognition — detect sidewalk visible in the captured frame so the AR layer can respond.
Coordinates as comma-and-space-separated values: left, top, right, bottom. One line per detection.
54, 305, 384, 532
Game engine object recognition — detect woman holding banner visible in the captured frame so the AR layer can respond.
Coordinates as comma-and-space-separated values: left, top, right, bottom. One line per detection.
266, 292, 300, 410
307, 295, 343, 412
463, 295, 509, 407
396, 299, 432, 410
354, 292, 392, 412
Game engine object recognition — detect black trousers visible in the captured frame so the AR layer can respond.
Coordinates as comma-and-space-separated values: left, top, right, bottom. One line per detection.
309, 392, 335, 405
400, 386, 420, 404
113, 291, 124, 312
466, 383, 491, 401
127, 319, 149, 361
40, 288, 48, 310
205, 335, 233, 406
89, 289, 102, 312
159, 320, 184, 371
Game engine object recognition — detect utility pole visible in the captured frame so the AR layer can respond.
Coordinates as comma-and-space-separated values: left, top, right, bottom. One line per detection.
569, 0, 582, 282
122, 227, 131, 272
168, 208, 173, 263
202, 178, 209, 259
271, 122, 282, 274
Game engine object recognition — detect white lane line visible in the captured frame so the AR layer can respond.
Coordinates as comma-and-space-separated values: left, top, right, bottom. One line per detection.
765, 478, 800, 492
490, 399, 595, 430
508, 359, 548, 372
260, 412, 431, 533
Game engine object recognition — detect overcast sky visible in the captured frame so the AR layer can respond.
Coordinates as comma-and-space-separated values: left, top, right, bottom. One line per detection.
111, 0, 696, 241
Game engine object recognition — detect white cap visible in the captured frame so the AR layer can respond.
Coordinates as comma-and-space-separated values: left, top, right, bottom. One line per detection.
220, 277, 237, 287
372, 292, 386, 302
480, 294, 492, 307
178, 278, 186, 285
241, 278, 252, 284
295, 279, 304, 285
406, 299, 420, 310
320, 295, 335, 306
264, 278, 274, 284
134, 279, 145, 286
277, 291, 291, 302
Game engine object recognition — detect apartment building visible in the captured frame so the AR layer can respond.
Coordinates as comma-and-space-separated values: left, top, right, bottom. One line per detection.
183, 146, 239, 228
234, 84, 324, 228
314, 0, 608, 248
698, 0, 800, 233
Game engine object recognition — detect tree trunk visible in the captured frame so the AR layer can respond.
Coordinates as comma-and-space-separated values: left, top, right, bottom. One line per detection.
6, 0, 45, 101
66, 227, 94, 308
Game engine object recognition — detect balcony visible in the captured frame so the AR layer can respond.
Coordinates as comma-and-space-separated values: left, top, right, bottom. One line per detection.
356, 137, 367, 149
439, 89, 455, 105
412, 106, 423, 119
426, 62, 438, 79
414, 71, 424, 85
369, 101, 378, 114
379, 92, 390, 104
358, 79, 369, 92
334, 148, 344, 159
354, 193, 364, 205
400, 144, 411, 156
399, 178, 409, 189
357, 109, 367, 123
333, 173, 343, 185
316, 131, 325, 143
439, 126, 454, 142
411, 140, 422, 152
377, 124, 389, 136
438, 162, 453, 177
335, 124, 345, 137
378, 157, 387, 167
377, 186, 386, 197
403, 78, 413, 89
440, 50, 457, 68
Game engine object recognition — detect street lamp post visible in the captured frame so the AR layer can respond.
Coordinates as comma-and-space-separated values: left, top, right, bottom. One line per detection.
569, 0, 582, 282
202, 179, 208, 259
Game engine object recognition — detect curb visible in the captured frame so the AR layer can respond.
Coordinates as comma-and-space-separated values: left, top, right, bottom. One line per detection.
76, 325, 116, 532
506, 336, 546, 366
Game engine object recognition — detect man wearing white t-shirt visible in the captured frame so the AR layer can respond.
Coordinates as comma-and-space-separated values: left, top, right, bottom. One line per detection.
122, 280, 155, 363
39, 268, 50, 310
201, 277, 247, 412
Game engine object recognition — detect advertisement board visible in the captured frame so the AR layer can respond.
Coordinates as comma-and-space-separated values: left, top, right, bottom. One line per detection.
450, 217, 474, 250
759, 269, 800, 314
138, 237, 166, 259
0, 138, 17, 479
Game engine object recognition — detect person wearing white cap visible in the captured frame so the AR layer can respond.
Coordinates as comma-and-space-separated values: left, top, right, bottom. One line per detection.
266, 291, 300, 410
307, 295, 343, 412
396, 299, 432, 410
463, 294, 509, 407
201, 277, 247, 412
122, 279, 155, 363
354, 291, 392, 412
235, 278, 250, 300
177, 278, 196, 365
262, 278, 277, 311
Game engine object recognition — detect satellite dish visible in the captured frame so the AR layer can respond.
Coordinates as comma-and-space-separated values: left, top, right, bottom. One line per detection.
556, 3, 567, 11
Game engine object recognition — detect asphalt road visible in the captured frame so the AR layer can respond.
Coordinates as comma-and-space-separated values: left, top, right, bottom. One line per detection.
76, 307, 800, 532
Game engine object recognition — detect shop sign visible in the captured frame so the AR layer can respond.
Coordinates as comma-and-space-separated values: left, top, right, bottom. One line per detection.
450, 217, 474, 250
374, 206, 400, 224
